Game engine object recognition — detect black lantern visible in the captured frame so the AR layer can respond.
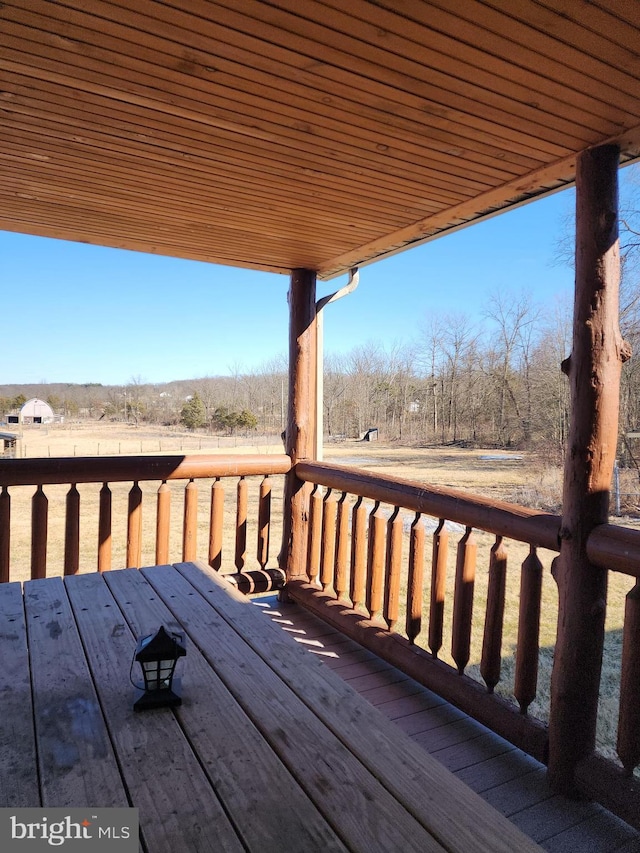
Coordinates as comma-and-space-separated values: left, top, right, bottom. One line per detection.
133, 626, 186, 711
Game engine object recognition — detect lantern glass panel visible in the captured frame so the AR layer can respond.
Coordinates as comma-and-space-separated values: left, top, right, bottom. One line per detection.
142, 660, 176, 690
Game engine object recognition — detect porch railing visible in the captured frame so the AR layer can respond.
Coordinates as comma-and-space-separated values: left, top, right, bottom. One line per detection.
291, 460, 640, 828
0, 454, 291, 592
1, 452, 639, 824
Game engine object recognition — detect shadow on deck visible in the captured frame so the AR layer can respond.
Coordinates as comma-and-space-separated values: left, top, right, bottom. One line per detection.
255, 595, 640, 853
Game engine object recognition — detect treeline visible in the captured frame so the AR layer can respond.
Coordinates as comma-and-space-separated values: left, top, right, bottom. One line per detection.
3, 285, 640, 455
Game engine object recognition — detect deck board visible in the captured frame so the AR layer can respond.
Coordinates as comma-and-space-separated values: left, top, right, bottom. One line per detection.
178, 561, 542, 853
64, 572, 245, 853
101, 568, 347, 853
0, 582, 39, 807
24, 577, 129, 810
143, 565, 451, 853
258, 592, 640, 853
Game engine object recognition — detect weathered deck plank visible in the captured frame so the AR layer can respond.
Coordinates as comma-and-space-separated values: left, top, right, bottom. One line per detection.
179, 561, 543, 853
24, 577, 129, 810
102, 568, 348, 853
258, 592, 640, 853
0, 582, 39, 807
143, 564, 449, 853
64, 572, 244, 853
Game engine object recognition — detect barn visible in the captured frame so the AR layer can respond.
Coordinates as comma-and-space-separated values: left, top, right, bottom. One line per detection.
19, 398, 55, 425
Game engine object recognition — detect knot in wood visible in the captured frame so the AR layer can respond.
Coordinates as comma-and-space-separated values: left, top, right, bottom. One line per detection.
560, 355, 571, 376
620, 339, 633, 363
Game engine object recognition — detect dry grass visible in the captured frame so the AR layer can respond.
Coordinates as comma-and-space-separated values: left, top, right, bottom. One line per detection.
5, 424, 637, 765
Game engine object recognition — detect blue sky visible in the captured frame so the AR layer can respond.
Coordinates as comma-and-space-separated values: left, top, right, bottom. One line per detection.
2, 166, 635, 387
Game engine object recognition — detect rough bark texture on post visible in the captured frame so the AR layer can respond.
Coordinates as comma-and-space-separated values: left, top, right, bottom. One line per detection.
281, 269, 317, 580
549, 144, 627, 793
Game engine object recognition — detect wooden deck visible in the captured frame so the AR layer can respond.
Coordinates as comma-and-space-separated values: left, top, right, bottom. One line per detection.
255, 595, 640, 853
1, 561, 547, 852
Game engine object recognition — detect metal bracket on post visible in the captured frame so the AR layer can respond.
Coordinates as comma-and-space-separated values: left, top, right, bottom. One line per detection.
315, 267, 360, 460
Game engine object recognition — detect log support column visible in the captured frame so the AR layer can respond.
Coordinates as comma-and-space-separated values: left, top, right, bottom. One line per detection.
280, 268, 317, 580
548, 144, 629, 792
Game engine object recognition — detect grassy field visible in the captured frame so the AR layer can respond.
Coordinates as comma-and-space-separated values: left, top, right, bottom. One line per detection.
4, 422, 637, 765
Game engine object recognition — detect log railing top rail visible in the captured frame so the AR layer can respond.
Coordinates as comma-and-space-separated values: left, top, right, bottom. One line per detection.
587, 524, 640, 578
296, 461, 640, 578
0, 454, 292, 486
296, 460, 562, 553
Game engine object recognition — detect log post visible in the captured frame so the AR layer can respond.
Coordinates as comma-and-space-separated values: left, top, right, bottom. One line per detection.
280, 269, 317, 580
548, 143, 628, 792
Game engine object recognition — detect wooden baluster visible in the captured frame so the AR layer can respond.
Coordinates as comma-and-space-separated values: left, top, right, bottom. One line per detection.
64, 484, 80, 576
514, 546, 543, 714
366, 502, 386, 622
257, 476, 271, 570
156, 481, 171, 565
235, 476, 248, 572
0, 486, 10, 583
306, 484, 323, 585
617, 581, 640, 775
350, 496, 367, 611
452, 527, 477, 674
334, 493, 350, 603
481, 536, 508, 693
183, 479, 198, 562
406, 513, 425, 645
429, 519, 449, 658
209, 478, 224, 570
126, 482, 142, 568
320, 488, 338, 592
31, 485, 48, 579
384, 507, 403, 631
98, 482, 112, 573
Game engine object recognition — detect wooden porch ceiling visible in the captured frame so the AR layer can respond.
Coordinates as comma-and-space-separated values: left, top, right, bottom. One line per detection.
1, 1, 640, 279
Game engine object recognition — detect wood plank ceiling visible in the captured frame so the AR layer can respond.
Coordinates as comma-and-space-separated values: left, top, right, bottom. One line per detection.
1, 0, 639, 279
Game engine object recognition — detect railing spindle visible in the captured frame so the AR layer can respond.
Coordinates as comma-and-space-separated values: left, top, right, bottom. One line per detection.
366, 501, 386, 622
617, 581, 640, 774
64, 484, 80, 576
481, 536, 508, 693
384, 506, 403, 631
350, 496, 367, 611
31, 485, 48, 579
514, 545, 543, 714
257, 476, 271, 570
98, 483, 112, 573
235, 476, 248, 572
0, 486, 10, 583
209, 478, 224, 570
320, 488, 338, 592
156, 481, 171, 565
126, 482, 142, 568
183, 479, 198, 562
452, 526, 477, 674
334, 492, 350, 602
429, 518, 449, 658
306, 483, 323, 585
406, 512, 425, 645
